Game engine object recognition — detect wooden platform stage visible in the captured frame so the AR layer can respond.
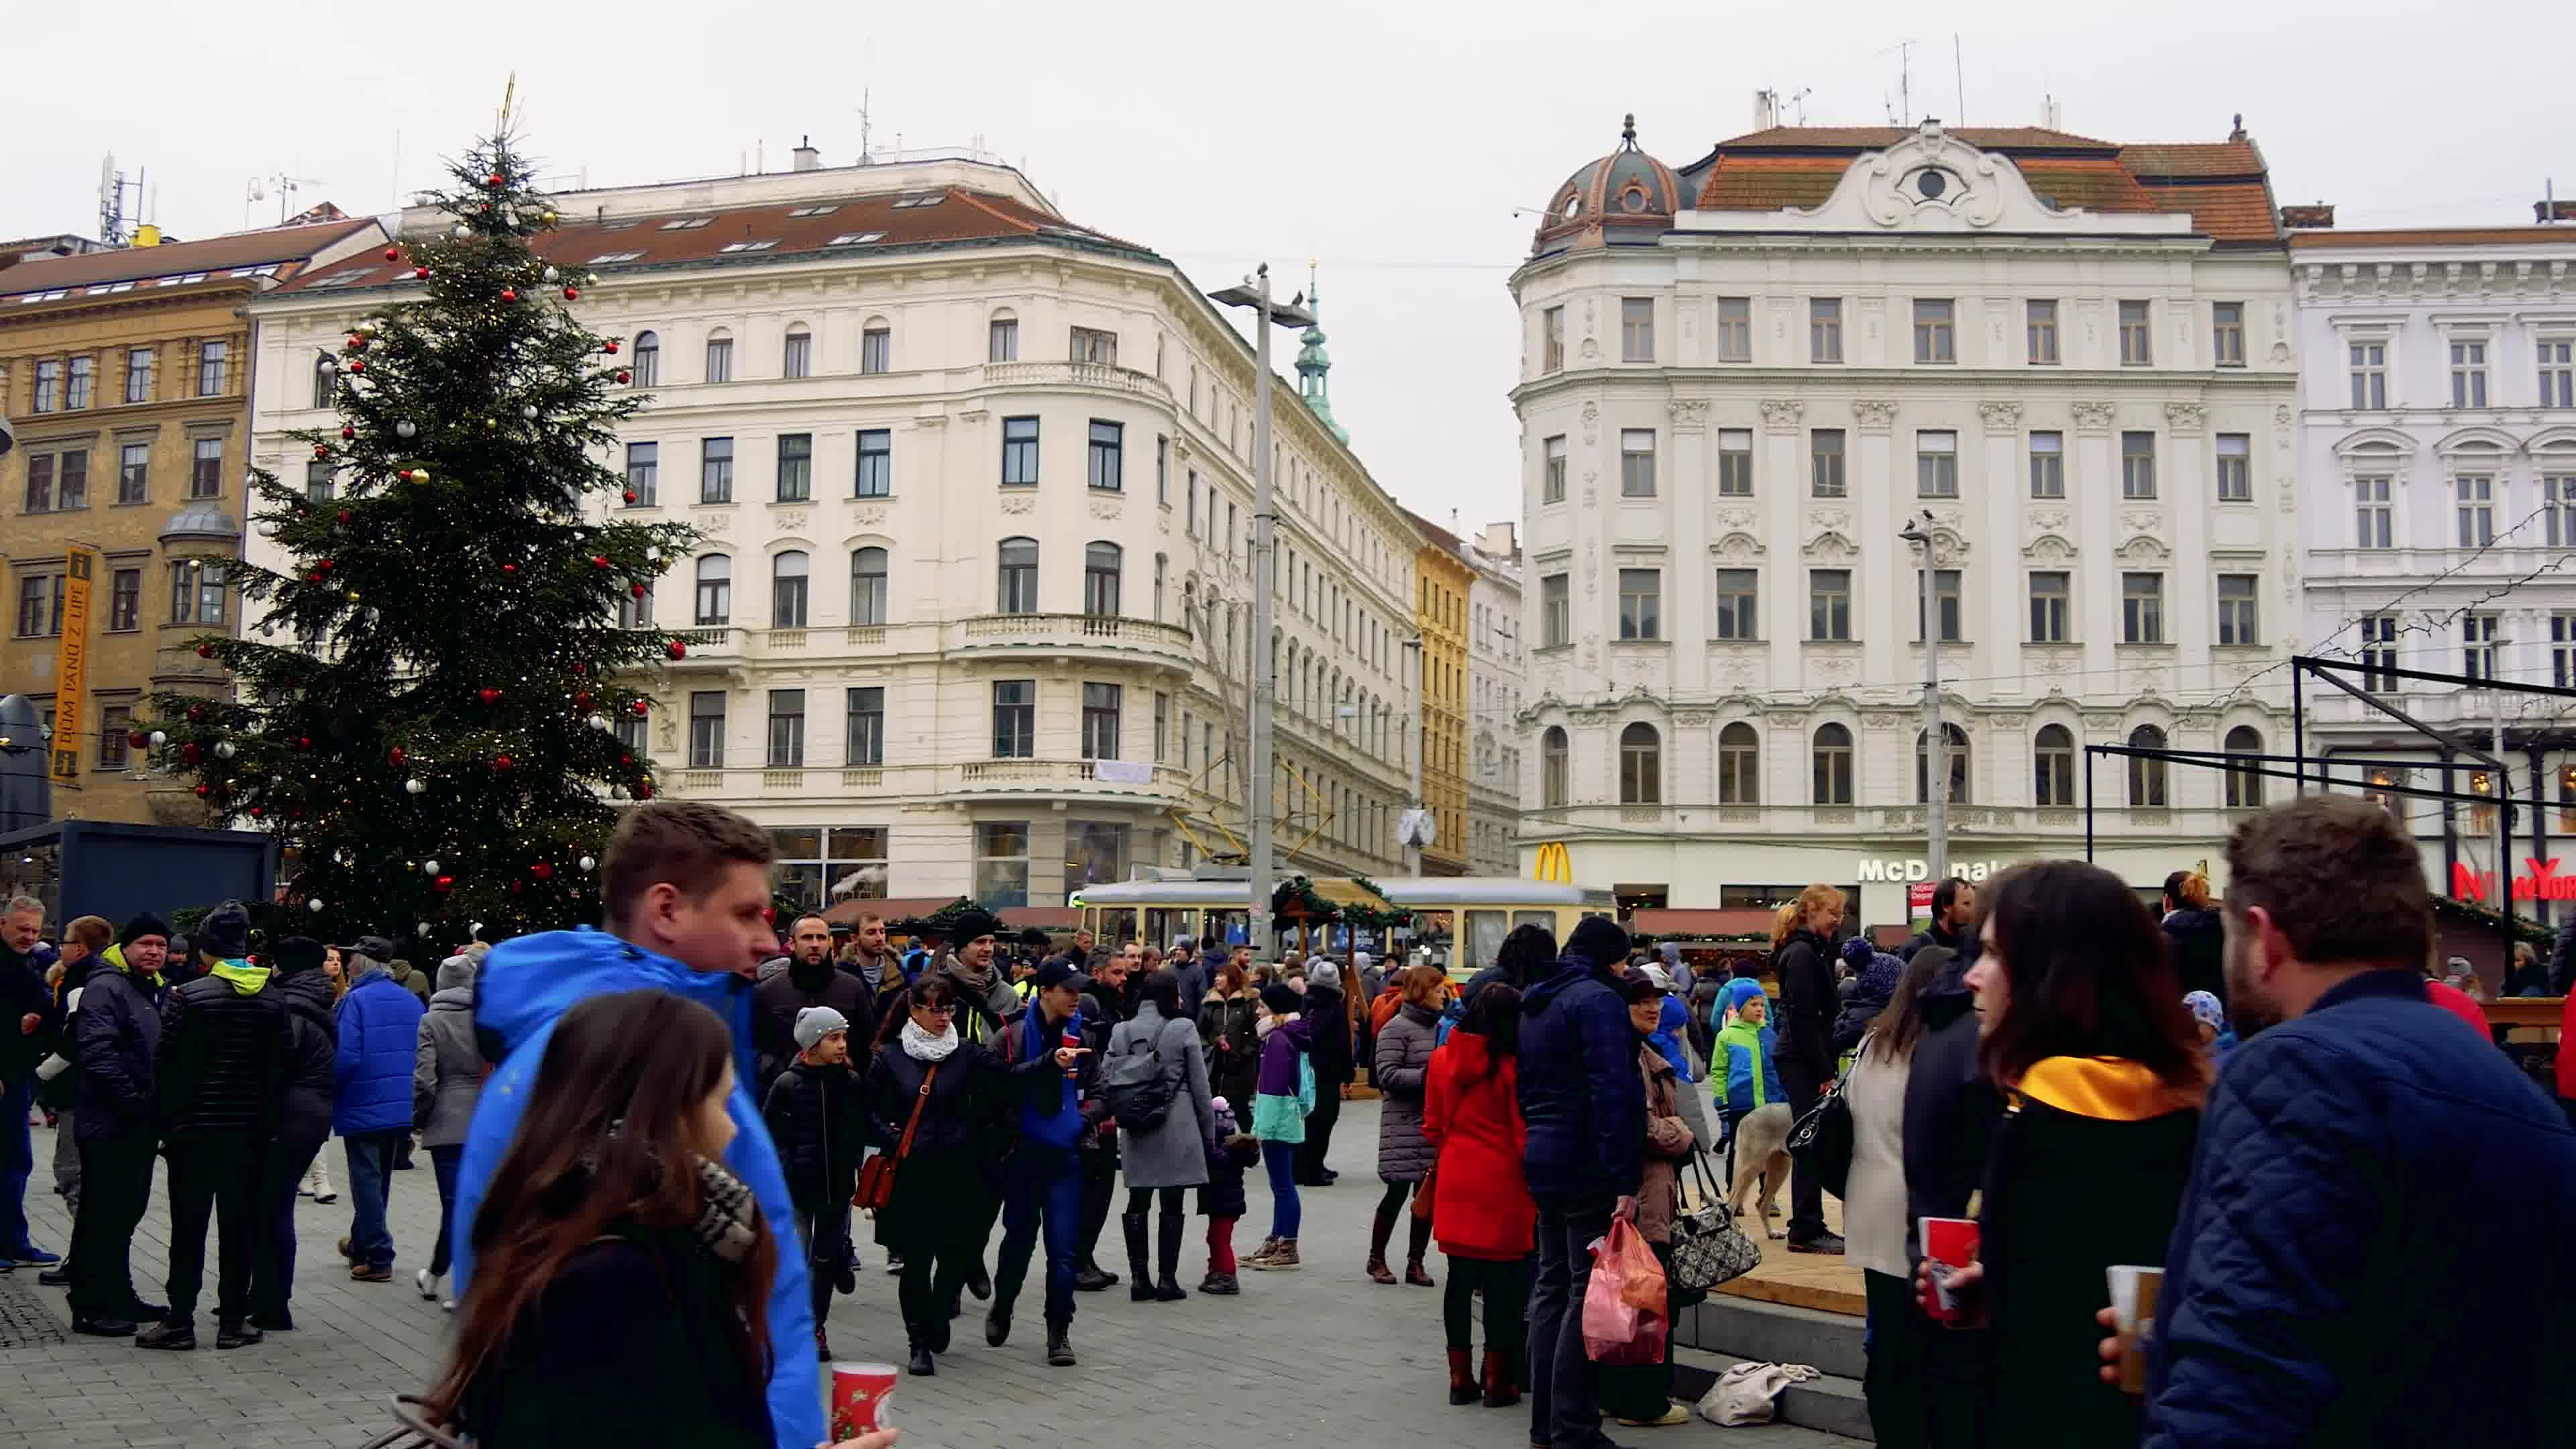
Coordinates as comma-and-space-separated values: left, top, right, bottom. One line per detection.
1707, 1192, 1868, 1317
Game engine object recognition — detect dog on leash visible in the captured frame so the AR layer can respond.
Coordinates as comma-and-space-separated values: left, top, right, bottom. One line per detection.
1724, 1102, 1794, 1238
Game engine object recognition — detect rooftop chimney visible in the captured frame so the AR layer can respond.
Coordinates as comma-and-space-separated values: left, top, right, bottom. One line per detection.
2040, 95, 2064, 131
1753, 89, 1780, 131
2280, 203, 2336, 230
792, 136, 820, 172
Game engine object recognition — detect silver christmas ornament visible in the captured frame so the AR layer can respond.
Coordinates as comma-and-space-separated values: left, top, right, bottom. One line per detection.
308, 898, 327, 913
423, 859, 441, 875
453, 224, 472, 239
405, 777, 426, 795
587, 714, 610, 732
578, 855, 597, 873
148, 731, 168, 748
395, 419, 417, 439
542, 266, 559, 283
521, 405, 538, 420
214, 741, 235, 760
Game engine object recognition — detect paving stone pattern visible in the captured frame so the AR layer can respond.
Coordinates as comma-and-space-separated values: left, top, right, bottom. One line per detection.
1, 1104, 1859, 1448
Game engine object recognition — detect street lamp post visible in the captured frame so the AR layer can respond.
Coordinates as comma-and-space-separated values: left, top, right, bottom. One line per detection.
1898, 511, 1947, 884
1402, 634, 1425, 875
1208, 266, 1315, 959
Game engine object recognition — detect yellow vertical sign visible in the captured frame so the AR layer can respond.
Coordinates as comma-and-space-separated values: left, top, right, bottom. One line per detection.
50, 545, 96, 785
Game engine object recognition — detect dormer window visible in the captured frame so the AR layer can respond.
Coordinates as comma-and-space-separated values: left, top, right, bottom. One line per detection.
1619, 184, 1651, 213
1916, 169, 1949, 199
1560, 191, 1583, 219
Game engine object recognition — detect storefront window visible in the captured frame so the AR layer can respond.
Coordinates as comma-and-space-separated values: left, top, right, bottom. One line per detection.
976, 821, 1031, 908
1064, 820, 1130, 898
767, 826, 888, 912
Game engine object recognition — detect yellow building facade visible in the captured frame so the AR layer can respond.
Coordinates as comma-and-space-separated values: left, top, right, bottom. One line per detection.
1408, 512, 1472, 875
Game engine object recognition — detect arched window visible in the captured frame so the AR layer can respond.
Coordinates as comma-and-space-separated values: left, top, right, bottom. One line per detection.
1813, 724, 1854, 805
997, 537, 1038, 614
702, 327, 733, 383
2128, 725, 2169, 808
1542, 726, 1569, 808
1083, 541, 1122, 617
1619, 722, 1662, 805
312, 354, 335, 409
770, 549, 808, 628
782, 324, 812, 379
1718, 721, 1760, 804
1916, 722, 1970, 804
987, 309, 1019, 362
631, 330, 661, 387
694, 554, 731, 626
850, 547, 889, 626
2224, 724, 2265, 808
2033, 724, 2076, 808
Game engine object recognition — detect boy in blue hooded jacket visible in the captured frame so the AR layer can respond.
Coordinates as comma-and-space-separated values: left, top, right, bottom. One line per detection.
448, 802, 824, 1449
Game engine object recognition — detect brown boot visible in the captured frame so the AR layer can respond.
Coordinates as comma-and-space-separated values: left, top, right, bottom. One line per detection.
1481, 1352, 1520, 1408
1448, 1347, 1479, 1405
1365, 1206, 1397, 1284
1404, 1214, 1437, 1287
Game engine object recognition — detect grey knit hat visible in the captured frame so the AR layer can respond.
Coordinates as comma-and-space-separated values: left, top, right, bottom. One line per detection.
794, 1005, 851, 1051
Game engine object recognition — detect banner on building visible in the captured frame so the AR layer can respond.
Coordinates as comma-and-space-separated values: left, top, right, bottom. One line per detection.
50, 544, 97, 785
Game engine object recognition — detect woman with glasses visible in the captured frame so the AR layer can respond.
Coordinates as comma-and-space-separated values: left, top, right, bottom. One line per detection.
865, 974, 1083, 1377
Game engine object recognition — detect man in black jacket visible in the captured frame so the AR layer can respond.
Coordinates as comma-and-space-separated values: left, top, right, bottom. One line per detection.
1, 895, 57, 1270
252, 936, 338, 1332
1900, 877, 1976, 963
64, 915, 171, 1335
1772, 899, 1844, 1254
1069, 955, 1130, 1291
753, 915, 876, 1099
1295, 963, 1353, 1186
140, 902, 289, 1351
1897, 943, 1994, 1445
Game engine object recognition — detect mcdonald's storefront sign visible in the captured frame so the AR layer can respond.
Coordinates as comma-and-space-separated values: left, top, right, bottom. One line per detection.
1532, 842, 1574, 883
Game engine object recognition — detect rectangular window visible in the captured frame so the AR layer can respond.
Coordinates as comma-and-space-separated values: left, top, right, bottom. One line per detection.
1811, 429, 1847, 497
2121, 431, 2158, 499
704, 336, 733, 383
772, 560, 808, 628
2216, 574, 2260, 645
2212, 303, 2245, 366
855, 429, 892, 497
2542, 339, 2575, 409
687, 691, 726, 769
1152, 692, 1169, 762
2026, 299, 2059, 364
305, 460, 335, 502
989, 317, 1019, 362
992, 680, 1036, 758
2350, 341, 2388, 409
775, 433, 812, 502
1541, 573, 1569, 647
1916, 429, 1958, 497
2215, 433, 2252, 502
781, 331, 812, 380
1620, 297, 1655, 362
189, 438, 222, 498
845, 687, 885, 766
196, 339, 227, 396
1717, 429, 1754, 496
1716, 297, 1752, 362
766, 689, 806, 767
2548, 474, 2576, 547
2029, 431, 2065, 498
851, 549, 888, 625
1713, 568, 1758, 640
1069, 327, 1117, 366
1809, 299, 1843, 363
2029, 572, 2070, 643
99, 705, 131, 770
1913, 299, 1955, 363
1002, 416, 1040, 486
1081, 682, 1122, 759
1542, 434, 1567, 504
66, 356, 93, 410
619, 580, 654, 629
632, 334, 661, 386
1156, 435, 1169, 504
2359, 614, 2400, 692
52, 449, 87, 511
2118, 301, 2153, 364
30, 360, 59, 414
15, 574, 61, 636
1087, 420, 1124, 491
1617, 568, 1660, 641
1619, 429, 1656, 496
168, 559, 225, 626
2457, 474, 2494, 546
2451, 339, 2489, 408
700, 437, 734, 503
123, 347, 152, 403
1543, 307, 1564, 372
2463, 613, 2500, 680
2355, 475, 2393, 548
974, 821, 1031, 909
696, 563, 730, 625
1917, 568, 1962, 642
860, 327, 891, 374
107, 568, 139, 631
2555, 615, 2576, 690
22, 454, 52, 512
625, 441, 658, 505
1809, 569, 1851, 641
2123, 572, 2165, 644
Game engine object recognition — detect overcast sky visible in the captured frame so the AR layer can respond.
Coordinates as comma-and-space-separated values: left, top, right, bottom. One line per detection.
13, 0, 2571, 534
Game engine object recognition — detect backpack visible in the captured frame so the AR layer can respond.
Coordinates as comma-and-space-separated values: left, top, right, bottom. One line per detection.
1101, 1022, 1179, 1132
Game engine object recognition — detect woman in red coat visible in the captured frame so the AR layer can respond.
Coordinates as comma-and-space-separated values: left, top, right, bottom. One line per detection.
1421, 983, 1534, 1411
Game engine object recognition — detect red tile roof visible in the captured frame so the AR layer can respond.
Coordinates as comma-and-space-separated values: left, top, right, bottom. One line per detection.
2290, 226, 2576, 250
0, 219, 376, 298
2118, 142, 2263, 178
1715, 125, 2118, 152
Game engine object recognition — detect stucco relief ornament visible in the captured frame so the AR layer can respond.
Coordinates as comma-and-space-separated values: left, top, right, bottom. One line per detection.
775, 509, 809, 532
1668, 398, 1710, 429
2273, 405, 2293, 434
1978, 400, 2025, 432
853, 506, 888, 527
1000, 494, 1035, 514
1723, 657, 1760, 686
2072, 401, 2118, 431
2278, 476, 2298, 513
1580, 402, 1600, 445
1087, 495, 1122, 519
2084, 714, 2123, 731
694, 512, 733, 536
1807, 507, 1850, 533
1854, 400, 1899, 431
2027, 508, 2069, 535
2121, 508, 2163, 534
1818, 657, 1858, 684
1580, 635, 1599, 671
1580, 337, 1600, 361
1716, 508, 1758, 531
1581, 468, 1598, 506
1674, 712, 1712, 727
2039, 653, 2070, 675
1759, 399, 1805, 428
2163, 402, 2207, 434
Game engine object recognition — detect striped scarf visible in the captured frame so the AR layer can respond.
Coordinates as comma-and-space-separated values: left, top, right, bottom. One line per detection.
690, 1155, 761, 1266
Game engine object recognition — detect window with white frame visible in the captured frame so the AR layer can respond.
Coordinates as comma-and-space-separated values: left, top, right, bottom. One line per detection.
1810, 569, 1851, 641
2548, 472, 2576, 547
2542, 339, 2575, 409
850, 547, 889, 626
766, 689, 806, 767
1809, 299, 1842, 363
2350, 340, 2387, 409
1713, 568, 1758, 640
1543, 307, 1564, 372
2121, 431, 2157, 499
2214, 433, 2251, 502
988, 316, 1018, 362
1540, 573, 1569, 647
855, 429, 892, 497
2553, 614, 2576, 689
1620, 297, 1654, 362
2118, 301, 2153, 364
1913, 299, 1955, 362
1812, 429, 1846, 497
1619, 429, 1656, 496
2216, 574, 2259, 645
2027, 299, 2059, 364
1069, 327, 1117, 366
1916, 430, 1957, 497
1716, 297, 1752, 362
1717, 429, 1754, 496
2463, 612, 2500, 680
2034, 724, 2076, 806
2211, 303, 2245, 366
2123, 572, 2164, 644
704, 333, 733, 383
1917, 568, 1962, 641
1813, 723, 1854, 805
2029, 572, 2069, 643
700, 437, 733, 503
782, 327, 811, 379
687, 691, 725, 769
2359, 614, 2400, 691
2029, 431, 2064, 498
1617, 568, 1660, 641
771, 551, 808, 627
1542, 435, 1566, 504
2451, 339, 2489, 408
1717, 722, 1760, 805
860, 326, 891, 374
2355, 474, 2393, 547
2457, 472, 2495, 546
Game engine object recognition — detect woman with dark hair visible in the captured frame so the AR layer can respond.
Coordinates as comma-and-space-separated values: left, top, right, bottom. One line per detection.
1935, 859, 2206, 1449
424, 990, 781, 1447
1842, 948, 1942, 1444
1108, 968, 1218, 1303
1198, 957, 1260, 1110
1367, 965, 1449, 1286
1769, 883, 1846, 1253
1421, 981, 1531, 1409
866, 973, 1083, 1376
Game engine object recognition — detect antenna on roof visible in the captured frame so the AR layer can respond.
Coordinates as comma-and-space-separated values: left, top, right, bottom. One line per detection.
1953, 34, 1966, 125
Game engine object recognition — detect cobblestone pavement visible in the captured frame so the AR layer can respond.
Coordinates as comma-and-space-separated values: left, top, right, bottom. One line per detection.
1, 1102, 1860, 1449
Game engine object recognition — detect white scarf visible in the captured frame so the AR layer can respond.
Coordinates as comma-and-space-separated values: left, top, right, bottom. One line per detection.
901, 1018, 961, 1062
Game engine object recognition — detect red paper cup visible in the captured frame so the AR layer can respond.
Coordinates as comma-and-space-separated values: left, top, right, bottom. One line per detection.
1918, 1216, 1980, 1324
830, 1361, 898, 1439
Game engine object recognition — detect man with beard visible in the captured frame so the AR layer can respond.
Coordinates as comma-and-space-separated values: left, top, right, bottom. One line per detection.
836, 912, 905, 1017
1069, 949, 1132, 1291
753, 915, 876, 1098
2133, 795, 2576, 1449
1900, 877, 1976, 964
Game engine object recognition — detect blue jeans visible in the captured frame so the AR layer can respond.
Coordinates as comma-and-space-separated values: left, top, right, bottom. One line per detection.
343, 1130, 404, 1271
0, 1076, 35, 1255
1261, 1140, 1301, 1240
428, 1145, 464, 1277
1527, 1191, 1618, 1449
993, 1148, 1081, 1326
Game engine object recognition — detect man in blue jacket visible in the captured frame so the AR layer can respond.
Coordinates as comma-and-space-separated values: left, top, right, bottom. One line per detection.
986, 959, 1089, 1367
2140, 794, 2576, 1448
449, 800, 824, 1449
333, 934, 424, 1285
1517, 915, 1645, 1449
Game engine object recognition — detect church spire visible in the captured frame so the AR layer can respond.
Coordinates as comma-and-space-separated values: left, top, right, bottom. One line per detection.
1295, 260, 1347, 445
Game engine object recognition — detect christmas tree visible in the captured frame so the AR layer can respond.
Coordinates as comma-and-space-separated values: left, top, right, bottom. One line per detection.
144, 129, 692, 938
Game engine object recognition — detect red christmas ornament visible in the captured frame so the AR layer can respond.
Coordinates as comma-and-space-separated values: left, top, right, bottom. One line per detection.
630, 583, 645, 598
502, 563, 517, 575
621, 753, 633, 765
434, 874, 455, 893
531, 862, 553, 881
337, 509, 352, 525
563, 286, 580, 301
511, 881, 524, 894
623, 490, 637, 505
180, 743, 203, 764
314, 445, 331, 460
572, 663, 586, 676
488, 172, 505, 186
666, 639, 687, 660
478, 688, 501, 705
189, 705, 208, 721
127, 729, 148, 749
575, 690, 593, 706
347, 335, 367, 352
249, 806, 264, 818
635, 781, 655, 800
315, 559, 333, 572
339, 426, 354, 440
493, 754, 514, 771
614, 370, 631, 385
603, 339, 619, 355
500, 288, 519, 303
414, 266, 431, 280
591, 555, 610, 569
630, 699, 650, 716
194, 785, 209, 798
388, 745, 405, 764
298, 737, 311, 749
383, 246, 400, 262
348, 359, 366, 374
197, 643, 214, 658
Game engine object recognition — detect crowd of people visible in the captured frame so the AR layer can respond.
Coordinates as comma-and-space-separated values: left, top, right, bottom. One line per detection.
7, 790, 2576, 1449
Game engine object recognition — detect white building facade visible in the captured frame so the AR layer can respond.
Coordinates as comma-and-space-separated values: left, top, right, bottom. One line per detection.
1466, 521, 1526, 876
244, 150, 1421, 912
2292, 223, 2576, 923
1512, 113, 2300, 923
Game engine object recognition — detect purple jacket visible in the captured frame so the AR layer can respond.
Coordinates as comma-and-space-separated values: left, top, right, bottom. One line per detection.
1254, 1014, 1312, 1096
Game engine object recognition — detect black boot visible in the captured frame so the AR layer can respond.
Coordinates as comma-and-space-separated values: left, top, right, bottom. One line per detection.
1152, 1211, 1188, 1301
1073, 1257, 1120, 1292
1045, 1321, 1076, 1367
135, 1318, 196, 1351
985, 1299, 1012, 1347
215, 1319, 264, 1350
907, 1343, 936, 1376
1122, 1213, 1152, 1302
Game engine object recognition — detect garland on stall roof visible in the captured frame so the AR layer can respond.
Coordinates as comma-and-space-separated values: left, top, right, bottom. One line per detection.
2432, 892, 2556, 946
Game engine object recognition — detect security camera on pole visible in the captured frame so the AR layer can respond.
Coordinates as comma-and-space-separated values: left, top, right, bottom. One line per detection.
1898, 510, 1947, 882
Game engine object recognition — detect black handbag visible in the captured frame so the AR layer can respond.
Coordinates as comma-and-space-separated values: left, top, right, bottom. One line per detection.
1784, 1059, 1856, 1199
1666, 1150, 1761, 1296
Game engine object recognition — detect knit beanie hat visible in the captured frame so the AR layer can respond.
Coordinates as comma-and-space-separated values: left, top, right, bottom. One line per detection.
272, 936, 326, 975
118, 913, 170, 949
1258, 982, 1301, 1017
1566, 914, 1631, 969
198, 901, 251, 960
1839, 935, 1876, 969
2182, 991, 2225, 1032
794, 1005, 851, 1051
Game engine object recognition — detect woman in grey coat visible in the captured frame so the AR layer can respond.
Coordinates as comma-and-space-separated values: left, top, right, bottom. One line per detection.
410, 951, 484, 1308
1369, 964, 1444, 1287
1110, 969, 1216, 1303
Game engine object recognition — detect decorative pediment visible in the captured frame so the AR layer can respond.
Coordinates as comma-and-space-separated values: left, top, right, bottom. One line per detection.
2022, 533, 2078, 564
2116, 534, 2171, 563
1711, 530, 1767, 562
1805, 529, 1858, 561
